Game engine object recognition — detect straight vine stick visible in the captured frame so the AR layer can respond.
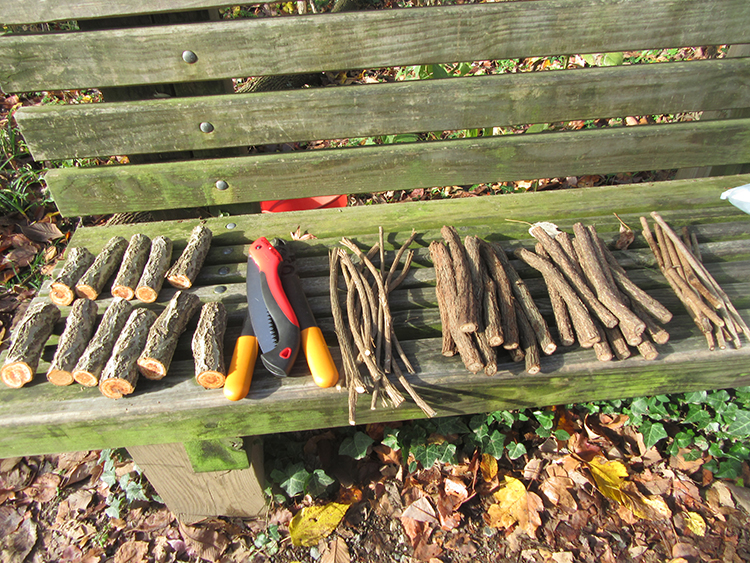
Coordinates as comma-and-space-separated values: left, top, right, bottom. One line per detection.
516, 248, 598, 348
651, 212, 749, 339
531, 226, 618, 329
514, 301, 541, 375
385, 230, 417, 291
441, 226, 479, 333
391, 360, 437, 418
339, 250, 374, 354
491, 241, 556, 355
430, 241, 483, 373
535, 243, 575, 347
479, 239, 518, 350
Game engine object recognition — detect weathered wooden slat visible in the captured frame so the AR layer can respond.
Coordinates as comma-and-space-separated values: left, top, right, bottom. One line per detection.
2, 0, 749, 93
44, 118, 750, 216
0, 1, 242, 25
17, 58, 750, 160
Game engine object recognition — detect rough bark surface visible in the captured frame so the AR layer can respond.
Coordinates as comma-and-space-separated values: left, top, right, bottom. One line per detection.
192, 302, 228, 389
479, 240, 518, 350
138, 291, 201, 380
1, 301, 60, 388
76, 236, 128, 300
50, 247, 95, 306
440, 226, 478, 333
166, 225, 212, 289
100, 308, 158, 399
112, 233, 152, 300
136, 235, 173, 303
46, 298, 98, 386
73, 298, 134, 387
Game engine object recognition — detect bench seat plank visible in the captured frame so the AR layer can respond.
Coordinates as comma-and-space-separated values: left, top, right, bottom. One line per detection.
17, 58, 750, 160
2, 0, 749, 92
44, 118, 750, 216
1, 174, 749, 458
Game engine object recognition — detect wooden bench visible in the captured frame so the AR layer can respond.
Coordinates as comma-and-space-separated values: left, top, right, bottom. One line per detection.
1, 0, 749, 522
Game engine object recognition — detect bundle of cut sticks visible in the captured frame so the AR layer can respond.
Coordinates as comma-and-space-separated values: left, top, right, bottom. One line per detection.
641, 212, 749, 350
515, 221, 674, 362
430, 226, 556, 376
329, 228, 436, 425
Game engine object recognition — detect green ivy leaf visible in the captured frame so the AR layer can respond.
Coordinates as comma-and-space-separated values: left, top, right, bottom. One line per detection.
435, 417, 470, 436
534, 410, 555, 430
272, 462, 310, 498
554, 429, 571, 441
714, 459, 743, 480
726, 410, 750, 437
684, 391, 708, 404
411, 442, 456, 469
674, 431, 694, 449
706, 390, 732, 412
628, 397, 650, 417
491, 410, 516, 428
382, 428, 401, 451
684, 405, 712, 428
640, 421, 668, 450
339, 432, 374, 460
506, 442, 527, 460
602, 51, 624, 66
483, 430, 505, 459
306, 469, 335, 497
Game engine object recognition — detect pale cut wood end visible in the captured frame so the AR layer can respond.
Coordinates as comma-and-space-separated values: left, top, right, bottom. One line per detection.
47, 369, 75, 386
50, 283, 75, 306
166, 275, 192, 289
135, 287, 158, 303
1, 362, 33, 388
75, 285, 99, 300
73, 370, 99, 387
111, 286, 135, 300
137, 358, 166, 380
196, 371, 226, 389
100, 378, 135, 399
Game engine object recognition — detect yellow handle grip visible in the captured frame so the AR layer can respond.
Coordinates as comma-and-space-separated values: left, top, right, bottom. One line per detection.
224, 335, 258, 401
301, 327, 339, 388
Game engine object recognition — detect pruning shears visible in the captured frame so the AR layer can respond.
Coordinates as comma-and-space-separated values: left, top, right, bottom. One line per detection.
224, 237, 338, 401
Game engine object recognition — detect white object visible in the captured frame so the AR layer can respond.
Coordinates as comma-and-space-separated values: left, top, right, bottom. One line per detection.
721, 183, 750, 215
530, 221, 561, 237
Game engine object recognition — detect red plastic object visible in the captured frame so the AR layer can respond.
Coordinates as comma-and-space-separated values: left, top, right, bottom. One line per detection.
260, 195, 347, 213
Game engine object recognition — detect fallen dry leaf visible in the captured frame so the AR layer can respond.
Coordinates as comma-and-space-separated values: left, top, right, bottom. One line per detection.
20, 221, 64, 243
114, 540, 149, 563
25, 472, 62, 503
613, 213, 635, 249
682, 511, 706, 536
178, 521, 229, 560
321, 536, 350, 563
540, 465, 577, 513
401, 496, 439, 525
289, 502, 349, 547
480, 453, 498, 482
486, 475, 542, 536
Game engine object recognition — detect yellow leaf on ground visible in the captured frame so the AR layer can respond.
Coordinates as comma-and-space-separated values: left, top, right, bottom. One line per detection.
481, 454, 498, 481
289, 503, 349, 547
586, 455, 629, 506
486, 475, 542, 536
683, 511, 706, 537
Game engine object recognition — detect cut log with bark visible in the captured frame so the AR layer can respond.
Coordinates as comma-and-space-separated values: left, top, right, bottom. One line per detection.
99, 308, 158, 399
138, 291, 201, 380
440, 226, 478, 333
166, 225, 212, 289
73, 298, 134, 387
46, 299, 98, 386
50, 247, 95, 306
192, 302, 228, 389
478, 239, 518, 350
111, 234, 152, 300
1, 301, 60, 388
514, 302, 541, 375
136, 236, 173, 303
75, 236, 129, 300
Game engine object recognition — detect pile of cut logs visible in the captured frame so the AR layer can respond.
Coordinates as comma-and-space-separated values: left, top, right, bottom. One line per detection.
641, 212, 749, 350
517, 222, 674, 363
430, 226, 555, 376
1, 225, 227, 397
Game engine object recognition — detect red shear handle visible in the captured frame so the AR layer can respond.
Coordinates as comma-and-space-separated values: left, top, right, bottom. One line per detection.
248, 237, 299, 327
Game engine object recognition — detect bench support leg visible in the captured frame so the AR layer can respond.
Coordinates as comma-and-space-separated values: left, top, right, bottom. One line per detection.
127, 437, 265, 522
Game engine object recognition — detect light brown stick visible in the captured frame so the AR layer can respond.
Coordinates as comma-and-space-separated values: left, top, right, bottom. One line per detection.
536, 243, 575, 347
112, 234, 151, 300
1, 301, 60, 388
50, 247, 95, 306
514, 302, 541, 375
76, 236, 128, 300
166, 224, 212, 289
99, 308, 157, 399
531, 226, 618, 329
47, 298, 98, 386
441, 226, 479, 333
136, 235, 173, 303
479, 239, 518, 350
192, 302, 228, 389
138, 291, 202, 380
73, 298, 134, 387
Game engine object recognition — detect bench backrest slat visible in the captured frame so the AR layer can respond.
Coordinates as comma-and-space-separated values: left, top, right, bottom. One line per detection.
16, 58, 750, 160
0, 1, 242, 25
2, 0, 749, 93
45, 118, 750, 217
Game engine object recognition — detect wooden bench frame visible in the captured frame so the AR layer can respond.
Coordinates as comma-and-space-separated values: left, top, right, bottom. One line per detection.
1, 0, 749, 522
